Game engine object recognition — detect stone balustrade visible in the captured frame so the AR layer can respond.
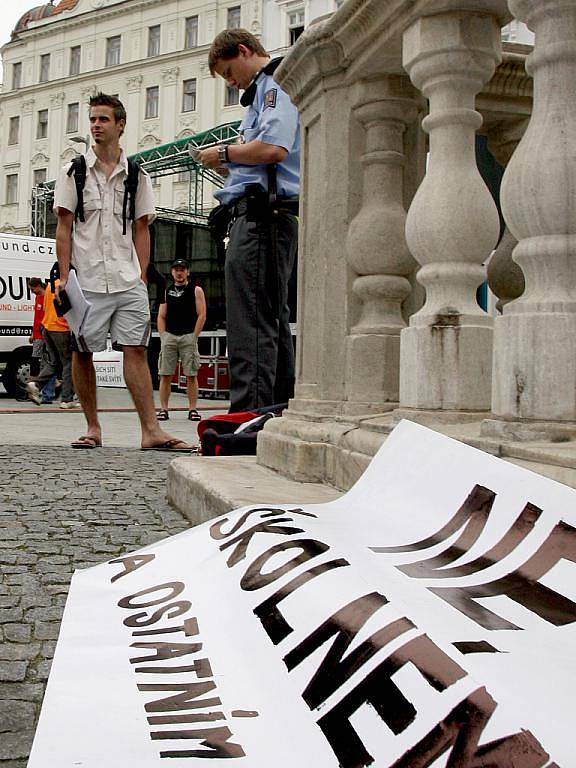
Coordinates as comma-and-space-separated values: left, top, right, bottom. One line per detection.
258, 0, 576, 489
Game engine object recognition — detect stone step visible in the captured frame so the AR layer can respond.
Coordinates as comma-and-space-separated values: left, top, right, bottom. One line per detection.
167, 455, 342, 526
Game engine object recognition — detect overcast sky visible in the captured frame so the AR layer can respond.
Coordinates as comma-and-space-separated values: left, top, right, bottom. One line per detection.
0, 0, 40, 82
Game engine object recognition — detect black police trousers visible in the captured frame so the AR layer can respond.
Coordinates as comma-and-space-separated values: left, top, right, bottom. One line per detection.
225, 210, 297, 413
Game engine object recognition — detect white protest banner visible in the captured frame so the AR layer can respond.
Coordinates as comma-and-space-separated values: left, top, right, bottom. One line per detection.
29, 420, 574, 767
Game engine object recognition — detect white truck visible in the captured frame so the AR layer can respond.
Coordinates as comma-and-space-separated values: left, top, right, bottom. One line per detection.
0, 232, 56, 396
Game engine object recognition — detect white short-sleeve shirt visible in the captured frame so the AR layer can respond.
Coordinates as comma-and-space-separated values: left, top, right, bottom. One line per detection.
53, 147, 156, 294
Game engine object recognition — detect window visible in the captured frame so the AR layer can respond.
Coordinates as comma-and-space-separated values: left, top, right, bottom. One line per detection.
227, 6, 241, 28
148, 25, 161, 57
145, 86, 159, 119
185, 16, 198, 48
225, 83, 239, 106
67, 102, 79, 134
39, 53, 50, 83
69, 45, 81, 75
6, 175, 18, 205
33, 168, 47, 187
8, 117, 20, 146
288, 9, 305, 45
12, 62, 22, 90
106, 35, 121, 67
37, 109, 49, 139
182, 79, 197, 112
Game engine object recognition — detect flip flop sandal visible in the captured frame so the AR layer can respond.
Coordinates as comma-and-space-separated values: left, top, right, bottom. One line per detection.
156, 409, 169, 421
188, 409, 201, 421
141, 439, 197, 453
71, 435, 102, 449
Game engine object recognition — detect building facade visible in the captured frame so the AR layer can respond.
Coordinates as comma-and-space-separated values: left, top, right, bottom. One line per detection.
0, 0, 342, 233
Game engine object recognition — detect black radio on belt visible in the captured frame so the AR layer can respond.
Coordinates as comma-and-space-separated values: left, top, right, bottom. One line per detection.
244, 184, 267, 222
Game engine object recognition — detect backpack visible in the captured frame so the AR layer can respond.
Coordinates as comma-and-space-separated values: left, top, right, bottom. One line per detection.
67, 154, 140, 235
198, 404, 286, 456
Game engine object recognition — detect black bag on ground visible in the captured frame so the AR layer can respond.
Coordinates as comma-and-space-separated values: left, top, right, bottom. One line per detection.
198, 404, 286, 456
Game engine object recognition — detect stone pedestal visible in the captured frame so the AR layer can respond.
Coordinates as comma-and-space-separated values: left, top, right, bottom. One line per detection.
344, 76, 417, 413
400, 11, 503, 412
257, 1, 536, 489
486, 0, 576, 435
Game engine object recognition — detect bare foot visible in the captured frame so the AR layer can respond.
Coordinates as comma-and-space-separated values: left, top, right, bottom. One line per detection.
141, 429, 195, 451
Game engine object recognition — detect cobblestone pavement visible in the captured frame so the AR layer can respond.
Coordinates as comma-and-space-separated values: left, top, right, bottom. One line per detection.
0, 445, 191, 766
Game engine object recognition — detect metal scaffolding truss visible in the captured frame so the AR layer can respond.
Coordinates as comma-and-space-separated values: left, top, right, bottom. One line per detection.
30, 120, 241, 237
133, 121, 242, 181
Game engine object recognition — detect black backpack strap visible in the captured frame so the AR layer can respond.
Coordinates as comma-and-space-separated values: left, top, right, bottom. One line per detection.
123, 159, 140, 235
66, 155, 86, 223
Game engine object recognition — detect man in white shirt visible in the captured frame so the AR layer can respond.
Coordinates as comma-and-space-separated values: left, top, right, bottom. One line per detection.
54, 92, 194, 451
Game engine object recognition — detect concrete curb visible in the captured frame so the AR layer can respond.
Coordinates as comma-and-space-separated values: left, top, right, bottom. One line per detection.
167, 455, 342, 526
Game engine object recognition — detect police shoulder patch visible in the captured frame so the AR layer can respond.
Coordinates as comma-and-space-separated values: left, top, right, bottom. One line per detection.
263, 88, 277, 110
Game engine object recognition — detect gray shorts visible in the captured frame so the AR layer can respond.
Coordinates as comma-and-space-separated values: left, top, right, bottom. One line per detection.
158, 332, 200, 376
76, 282, 151, 353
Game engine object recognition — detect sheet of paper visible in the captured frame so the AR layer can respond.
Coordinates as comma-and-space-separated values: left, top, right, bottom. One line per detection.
62, 269, 91, 337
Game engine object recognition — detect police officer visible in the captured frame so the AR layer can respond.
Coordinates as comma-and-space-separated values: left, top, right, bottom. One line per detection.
198, 28, 300, 413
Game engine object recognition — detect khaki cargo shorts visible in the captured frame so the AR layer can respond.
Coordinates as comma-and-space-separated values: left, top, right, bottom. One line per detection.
158, 331, 200, 377
75, 282, 151, 353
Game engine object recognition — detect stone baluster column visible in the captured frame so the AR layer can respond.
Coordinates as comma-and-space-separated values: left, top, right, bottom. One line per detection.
485, 118, 529, 311
486, 0, 576, 433
400, 10, 503, 413
345, 76, 417, 413
487, 228, 525, 311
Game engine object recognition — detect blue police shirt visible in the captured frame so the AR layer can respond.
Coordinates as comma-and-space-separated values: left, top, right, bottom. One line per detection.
214, 68, 300, 206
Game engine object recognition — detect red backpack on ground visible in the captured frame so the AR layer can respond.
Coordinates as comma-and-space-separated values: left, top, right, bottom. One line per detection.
198, 404, 286, 456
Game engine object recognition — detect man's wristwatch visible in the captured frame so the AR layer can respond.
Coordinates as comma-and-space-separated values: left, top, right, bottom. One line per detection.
217, 145, 230, 164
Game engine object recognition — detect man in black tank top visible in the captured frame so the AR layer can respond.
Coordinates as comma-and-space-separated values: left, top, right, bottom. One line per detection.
156, 259, 207, 421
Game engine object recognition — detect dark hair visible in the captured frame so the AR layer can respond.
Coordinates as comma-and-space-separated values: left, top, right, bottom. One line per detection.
28, 277, 45, 289
89, 92, 127, 125
208, 28, 267, 75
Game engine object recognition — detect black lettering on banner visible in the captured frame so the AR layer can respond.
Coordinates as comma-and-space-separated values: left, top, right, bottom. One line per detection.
139, 681, 221, 712
389, 687, 551, 768
130, 641, 204, 665
401, 500, 542, 580
123, 601, 192, 628
452, 640, 499, 655
0, 277, 6, 299
148, 712, 225, 726
118, 582, 184, 609
241, 539, 330, 591
210, 508, 289, 540
153, 726, 246, 759
132, 617, 199, 638
135, 658, 212, 677
109, 553, 156, 583
254, 558, 350, 644
371, 485, 496, 555
316, 635, 467, 768
219, 519, 306, 568
284, 592, 417, 711
430, 521, 576, 630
